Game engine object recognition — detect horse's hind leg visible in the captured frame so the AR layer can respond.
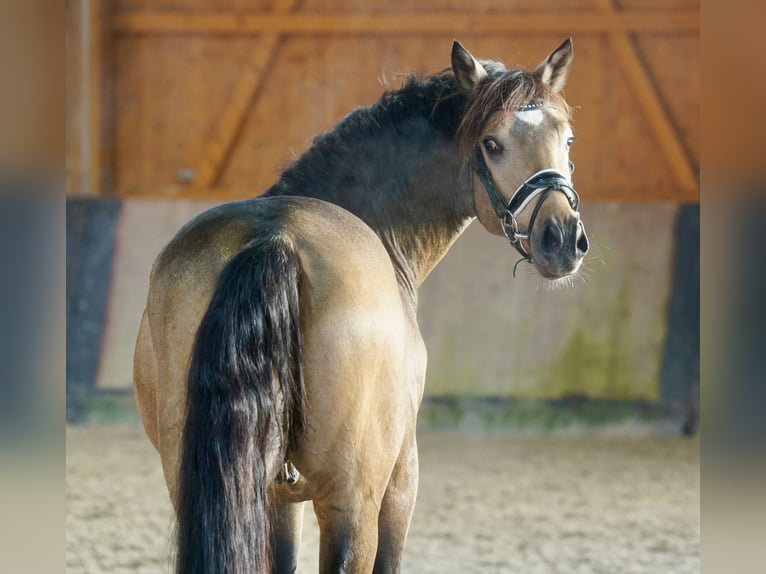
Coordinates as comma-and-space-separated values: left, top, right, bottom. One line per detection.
314, 496, 380, 574
311, 439, 417, 574
271, 502, 305, 574
373, 435, 419, 574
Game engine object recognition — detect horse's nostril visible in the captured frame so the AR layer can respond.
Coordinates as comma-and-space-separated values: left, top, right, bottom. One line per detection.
576, 225, 589, 256
541, 222, 563, 254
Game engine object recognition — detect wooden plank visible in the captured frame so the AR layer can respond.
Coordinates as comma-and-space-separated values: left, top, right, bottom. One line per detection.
113, 36, 263, 195
635, 35, 699, 168
193, 35, 281, 188
113, 32, 699, 203
194, 0, 298, 189
88, 0, 104, 195
67, 0, 84, 195
113, 11, 700, 36
609, 35, 698, 193
84, 0, 115, 196
595, 0, 698, 194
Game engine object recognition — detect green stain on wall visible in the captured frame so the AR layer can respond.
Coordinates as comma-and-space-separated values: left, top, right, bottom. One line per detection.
536, 279, 662, 400
423, 276, 667, 401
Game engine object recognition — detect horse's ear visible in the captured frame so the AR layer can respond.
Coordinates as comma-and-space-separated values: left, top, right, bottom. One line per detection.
451, 40, 488, 95
534, 38, 573, 93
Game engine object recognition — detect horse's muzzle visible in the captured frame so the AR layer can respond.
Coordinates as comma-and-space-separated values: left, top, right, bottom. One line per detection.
535, 218, 588, 278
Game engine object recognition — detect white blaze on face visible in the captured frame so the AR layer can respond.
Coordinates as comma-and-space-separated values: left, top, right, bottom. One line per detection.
515, 109, 544, 126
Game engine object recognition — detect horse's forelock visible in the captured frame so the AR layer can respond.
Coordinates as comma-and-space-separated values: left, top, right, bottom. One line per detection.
455, 69, 572, 162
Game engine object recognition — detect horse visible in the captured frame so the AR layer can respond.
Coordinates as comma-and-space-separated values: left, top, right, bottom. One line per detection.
133, 38, 588, 573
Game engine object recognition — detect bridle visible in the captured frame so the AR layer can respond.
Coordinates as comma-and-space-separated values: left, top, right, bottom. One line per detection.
471, 143, 580, 276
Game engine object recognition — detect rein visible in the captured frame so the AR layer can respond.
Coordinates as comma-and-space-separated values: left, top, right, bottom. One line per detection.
471, 146, 580, 276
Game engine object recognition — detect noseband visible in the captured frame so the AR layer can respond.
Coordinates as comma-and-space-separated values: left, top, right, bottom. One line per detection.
472, 145, 580, 276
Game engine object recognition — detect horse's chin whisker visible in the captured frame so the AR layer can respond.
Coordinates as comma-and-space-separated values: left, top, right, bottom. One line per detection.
572, 265, 591, 284
541, 270, 582, 292
588, 240, 608, 268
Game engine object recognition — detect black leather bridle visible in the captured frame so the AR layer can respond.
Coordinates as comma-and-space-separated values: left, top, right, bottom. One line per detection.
472, 145, 580, 276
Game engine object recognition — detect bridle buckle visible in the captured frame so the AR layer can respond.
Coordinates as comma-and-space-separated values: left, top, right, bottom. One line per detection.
501, 210, 519, 242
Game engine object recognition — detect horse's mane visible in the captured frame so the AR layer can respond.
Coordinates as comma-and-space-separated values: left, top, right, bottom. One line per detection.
267, 60, 569, 198
281, 71, 465, 176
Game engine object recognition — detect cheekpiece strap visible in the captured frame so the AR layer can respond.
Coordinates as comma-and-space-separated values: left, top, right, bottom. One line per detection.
472, 146, 508, 220
472, 145, 580, 265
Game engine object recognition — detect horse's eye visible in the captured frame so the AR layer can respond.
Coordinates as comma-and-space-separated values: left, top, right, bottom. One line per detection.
483, 137, 503, 156
566, 136, 576, 148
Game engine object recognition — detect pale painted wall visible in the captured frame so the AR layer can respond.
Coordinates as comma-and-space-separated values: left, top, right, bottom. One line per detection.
418, 203, 678, 400
95, 199, 678, 401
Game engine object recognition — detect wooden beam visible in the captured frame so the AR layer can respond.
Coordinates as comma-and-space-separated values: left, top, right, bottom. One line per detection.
66, 0, 84, 195
85, 0, 108, 195
192, 37, 280, 188
193, 0, 299, 189
113, 11, 700, 36
609, 34, 698, 193
77, 0, 114, 196
595, 0, 698, 194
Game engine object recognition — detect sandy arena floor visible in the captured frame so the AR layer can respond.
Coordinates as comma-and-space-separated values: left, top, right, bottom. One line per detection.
66, 424, 699, 573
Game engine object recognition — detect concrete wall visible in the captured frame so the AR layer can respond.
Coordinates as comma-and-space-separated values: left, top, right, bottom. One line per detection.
419, 203, 679, 400
67, 198, 698, 409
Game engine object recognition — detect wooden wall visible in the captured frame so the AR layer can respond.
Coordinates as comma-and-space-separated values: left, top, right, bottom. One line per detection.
67, 0, 699, 202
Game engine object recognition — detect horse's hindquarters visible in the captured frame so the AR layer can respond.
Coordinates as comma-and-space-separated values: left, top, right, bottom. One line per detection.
280, 199, 426, 506
133, 200, 279, 502
132, 196, 427, 572
133, 196, 425, 495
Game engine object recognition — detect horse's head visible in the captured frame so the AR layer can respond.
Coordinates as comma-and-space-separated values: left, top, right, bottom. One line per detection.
453, 39, 588, 280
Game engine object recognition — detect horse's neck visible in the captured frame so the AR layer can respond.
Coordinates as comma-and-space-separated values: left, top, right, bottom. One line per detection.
269, 116, 476, 300
374, 143, 476, 297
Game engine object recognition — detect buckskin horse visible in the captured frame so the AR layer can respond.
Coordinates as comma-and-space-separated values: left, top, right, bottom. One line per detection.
133, 38, 588, 573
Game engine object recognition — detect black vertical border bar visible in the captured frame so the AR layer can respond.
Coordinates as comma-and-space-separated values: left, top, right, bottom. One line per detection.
660, 203, 700, 434
66, 197, 121, 421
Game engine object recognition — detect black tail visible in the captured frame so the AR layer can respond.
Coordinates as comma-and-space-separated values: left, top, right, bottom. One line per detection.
176, 234, 305, 574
